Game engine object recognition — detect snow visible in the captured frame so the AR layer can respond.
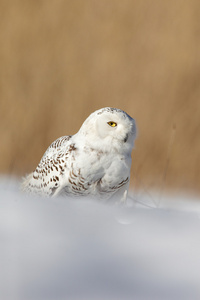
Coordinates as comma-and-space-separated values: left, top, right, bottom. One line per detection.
1, 177, 200, 300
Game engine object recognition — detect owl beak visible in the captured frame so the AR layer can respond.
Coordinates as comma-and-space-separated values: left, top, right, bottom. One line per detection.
124, 134, 128, 143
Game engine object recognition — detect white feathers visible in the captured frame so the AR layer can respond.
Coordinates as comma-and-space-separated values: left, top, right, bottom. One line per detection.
22, 107, 137, 202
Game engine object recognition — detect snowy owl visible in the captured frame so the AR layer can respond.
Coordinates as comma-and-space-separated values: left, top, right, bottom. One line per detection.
22, 107, 137, 202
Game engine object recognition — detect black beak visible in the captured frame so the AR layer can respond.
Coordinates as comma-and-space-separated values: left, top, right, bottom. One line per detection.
124, 134, 128, 143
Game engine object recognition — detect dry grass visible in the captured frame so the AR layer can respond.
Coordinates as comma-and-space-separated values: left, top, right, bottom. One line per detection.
0, 0, 200, 194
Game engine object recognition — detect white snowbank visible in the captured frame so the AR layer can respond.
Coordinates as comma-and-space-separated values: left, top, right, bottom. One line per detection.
1, 178, 200, 300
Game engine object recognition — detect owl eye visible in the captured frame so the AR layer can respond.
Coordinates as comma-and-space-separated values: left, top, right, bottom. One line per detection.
107, 121, 117, 127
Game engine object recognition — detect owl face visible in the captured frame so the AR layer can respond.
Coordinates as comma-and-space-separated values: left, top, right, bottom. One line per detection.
79, 108, 137, 153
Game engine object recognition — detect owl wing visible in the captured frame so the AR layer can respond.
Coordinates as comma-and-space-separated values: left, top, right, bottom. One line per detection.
22, 135, 74, 196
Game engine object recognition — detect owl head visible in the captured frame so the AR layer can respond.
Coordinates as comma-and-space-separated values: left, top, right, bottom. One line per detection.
78, 107, 137, 154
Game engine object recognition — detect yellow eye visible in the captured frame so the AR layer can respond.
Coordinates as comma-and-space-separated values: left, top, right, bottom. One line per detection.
107, 121, 117, 127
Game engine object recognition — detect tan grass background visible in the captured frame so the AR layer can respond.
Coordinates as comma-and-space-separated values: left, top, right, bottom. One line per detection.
0, 0, 200, 194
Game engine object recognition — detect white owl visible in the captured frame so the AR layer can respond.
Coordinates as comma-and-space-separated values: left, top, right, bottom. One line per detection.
22, 107, 137, 202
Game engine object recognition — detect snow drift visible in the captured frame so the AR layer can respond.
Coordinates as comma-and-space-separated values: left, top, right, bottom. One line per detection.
1, 178, 200, 300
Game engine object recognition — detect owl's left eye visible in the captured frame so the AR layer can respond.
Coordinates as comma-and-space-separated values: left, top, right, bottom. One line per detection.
107, 121, 117, 127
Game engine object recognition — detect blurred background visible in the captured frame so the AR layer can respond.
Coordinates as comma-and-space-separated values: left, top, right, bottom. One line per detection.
0, 0, 199, 195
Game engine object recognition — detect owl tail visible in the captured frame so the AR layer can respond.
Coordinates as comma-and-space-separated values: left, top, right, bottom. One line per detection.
20, 173, 33, 192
